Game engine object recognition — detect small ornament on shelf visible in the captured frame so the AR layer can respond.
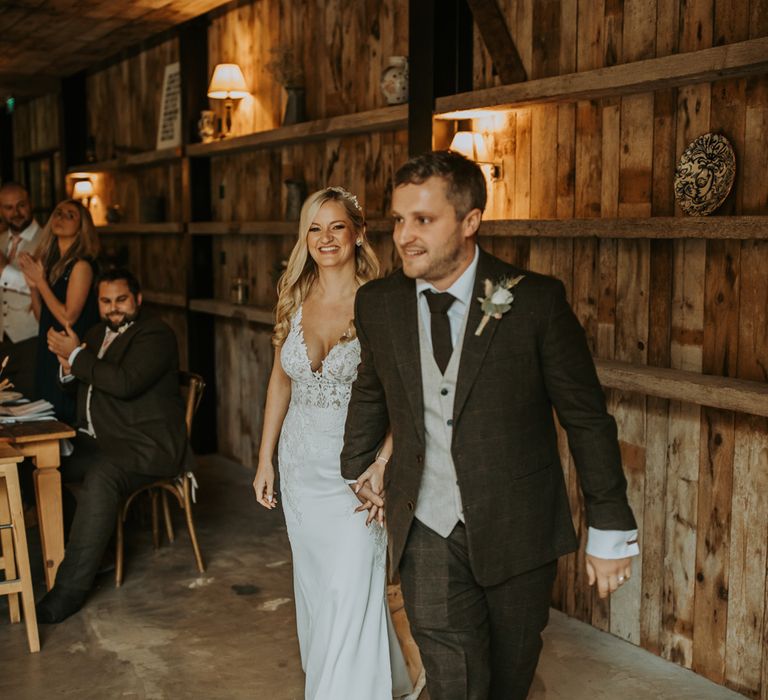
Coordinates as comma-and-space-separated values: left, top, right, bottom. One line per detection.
106, 205, 123, 224
197, 109, 216, 143
267, 46, 306, 126
673, 132, 735, 216
380, 56, 408, 105
285, 179, 308, 221
231, 277, 249, 305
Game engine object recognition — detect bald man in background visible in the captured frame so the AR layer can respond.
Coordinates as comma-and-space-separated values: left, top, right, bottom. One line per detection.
0, 182, 42, 398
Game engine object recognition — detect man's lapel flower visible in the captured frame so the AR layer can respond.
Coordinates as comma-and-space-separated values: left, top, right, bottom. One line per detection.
474, 274, 525, 336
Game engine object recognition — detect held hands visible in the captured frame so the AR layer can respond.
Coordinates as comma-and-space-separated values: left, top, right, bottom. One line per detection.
351, 458, 386, 527
17, 252, 45, 288
253, 463, 278, 509
586, 554, 633, 598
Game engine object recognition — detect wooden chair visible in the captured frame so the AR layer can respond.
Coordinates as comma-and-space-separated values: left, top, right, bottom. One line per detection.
0, 445, 39, 652
115, 371, 206, 587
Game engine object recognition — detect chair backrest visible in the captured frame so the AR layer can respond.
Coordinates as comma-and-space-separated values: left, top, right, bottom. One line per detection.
179, 371, 205, 438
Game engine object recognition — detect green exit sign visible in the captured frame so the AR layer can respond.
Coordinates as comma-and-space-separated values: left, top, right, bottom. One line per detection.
5, 97, 14, 114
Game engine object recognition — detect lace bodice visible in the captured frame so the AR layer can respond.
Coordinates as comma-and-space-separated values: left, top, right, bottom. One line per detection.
280, 306, 360, 410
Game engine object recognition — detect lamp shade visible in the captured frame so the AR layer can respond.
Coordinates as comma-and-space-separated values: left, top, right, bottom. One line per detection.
207, 63, 250, 99
449, 131, 486, 161
73, 179, 94, 199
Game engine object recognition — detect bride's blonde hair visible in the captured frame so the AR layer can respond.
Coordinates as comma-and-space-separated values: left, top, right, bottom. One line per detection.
273, 187, 380, 347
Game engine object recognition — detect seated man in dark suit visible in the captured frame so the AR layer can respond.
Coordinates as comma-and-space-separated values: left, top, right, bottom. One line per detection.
37, 267, 188, 623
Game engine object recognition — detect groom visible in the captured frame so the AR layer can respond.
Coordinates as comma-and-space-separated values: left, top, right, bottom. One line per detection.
341, 151, 638, 699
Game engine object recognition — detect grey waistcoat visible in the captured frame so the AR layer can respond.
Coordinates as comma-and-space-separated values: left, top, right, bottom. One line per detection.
413, 304, 469, 538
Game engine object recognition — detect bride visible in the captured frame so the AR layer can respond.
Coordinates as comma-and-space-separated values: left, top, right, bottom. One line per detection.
253, 187, 417, 699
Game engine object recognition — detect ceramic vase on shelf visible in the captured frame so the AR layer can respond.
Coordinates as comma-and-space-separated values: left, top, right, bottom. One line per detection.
231, 277, 249, 305
197, 110, 216, 143
380, 56, 408, 105
285, 179, 308, 221
282, 87, 306, 126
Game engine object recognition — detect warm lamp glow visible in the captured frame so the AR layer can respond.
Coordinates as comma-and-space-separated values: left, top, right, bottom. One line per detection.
449, 131, 502, 180
207, 63, 249, 137
207, 63, 250, 99
436, 109, 505, 120
73, 179, 94, 199
450, 131, 485, 161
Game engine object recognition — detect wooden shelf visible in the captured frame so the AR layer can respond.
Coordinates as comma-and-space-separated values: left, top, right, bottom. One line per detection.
68, 146, 183, 173
97, 223, 184, 234
436, 36, 768, 116
478, 216, 768, 240
189, 299, 274, 325
188, 218, 394, 236
595, 359, 768, 418
189, 221, 296, 236
142, 290, 187, 308
186, 105, 408, 158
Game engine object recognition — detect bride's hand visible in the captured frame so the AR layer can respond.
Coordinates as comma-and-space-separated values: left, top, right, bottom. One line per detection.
352, 459, 387, 526
253, 463, 277, 509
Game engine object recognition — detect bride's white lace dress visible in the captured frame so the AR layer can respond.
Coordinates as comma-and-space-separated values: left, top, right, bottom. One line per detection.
278, 306, 412, 699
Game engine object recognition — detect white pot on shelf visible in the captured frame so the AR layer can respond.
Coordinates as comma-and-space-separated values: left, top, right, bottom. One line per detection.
380, 56, 408, 105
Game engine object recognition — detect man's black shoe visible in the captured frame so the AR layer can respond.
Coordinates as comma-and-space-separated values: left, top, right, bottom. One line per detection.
35, 587, 87, 624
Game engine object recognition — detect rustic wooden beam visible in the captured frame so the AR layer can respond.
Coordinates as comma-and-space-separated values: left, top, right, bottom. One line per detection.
141, 290, 187, 308
0, 73, 60, 99
477, 216, 768, 240
187, 219, 394, 236
189, 299, 274, 325
436, 36, 768, 114
68, 146, 182, 173
186, 105, 407, 158
409, 0, 436, 155
595, 359, 768, 418
96, 223, 184, 235
466, 0, 526, 83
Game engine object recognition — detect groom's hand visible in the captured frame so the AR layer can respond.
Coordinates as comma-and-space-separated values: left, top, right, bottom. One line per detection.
586, 554, 633, 598
350, 460, 387, 526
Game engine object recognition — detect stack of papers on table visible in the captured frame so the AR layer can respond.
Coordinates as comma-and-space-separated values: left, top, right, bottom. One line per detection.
0, 399, 56, 422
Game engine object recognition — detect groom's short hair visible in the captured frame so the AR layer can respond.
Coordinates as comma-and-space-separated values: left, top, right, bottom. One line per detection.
394, 150, 487, 219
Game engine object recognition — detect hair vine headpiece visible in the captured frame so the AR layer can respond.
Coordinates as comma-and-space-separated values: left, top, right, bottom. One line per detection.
326, 185, 362, 213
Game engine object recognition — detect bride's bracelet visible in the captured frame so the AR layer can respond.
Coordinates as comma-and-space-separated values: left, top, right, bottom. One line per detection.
375, 454, 389, 464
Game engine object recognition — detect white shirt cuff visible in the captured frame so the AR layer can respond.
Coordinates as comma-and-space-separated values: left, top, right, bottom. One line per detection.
59, 366, 76, 383
344, 478, 358, 485
68, 346, 84, 367
586, 527, 639, 559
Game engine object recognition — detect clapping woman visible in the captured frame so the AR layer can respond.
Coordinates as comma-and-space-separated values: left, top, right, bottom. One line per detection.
18, 199, 99, 423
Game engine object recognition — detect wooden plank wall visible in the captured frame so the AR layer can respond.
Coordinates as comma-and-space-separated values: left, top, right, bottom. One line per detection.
467, 1, 768, 696
11, 93, 64, 210
207, 0, 409, 461
82, 37, 188, 362
12, 93, 60, 157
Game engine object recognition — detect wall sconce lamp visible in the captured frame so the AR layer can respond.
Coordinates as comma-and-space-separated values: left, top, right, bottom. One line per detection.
207, 63, 250, 136
449, 131, 503, 180
72, 178, 94, 209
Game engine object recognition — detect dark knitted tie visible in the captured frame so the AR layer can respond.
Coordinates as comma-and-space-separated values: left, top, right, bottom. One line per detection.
425, 291, 456, 374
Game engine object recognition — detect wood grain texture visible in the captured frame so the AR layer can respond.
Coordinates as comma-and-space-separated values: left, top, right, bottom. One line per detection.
436, 37, 768, 115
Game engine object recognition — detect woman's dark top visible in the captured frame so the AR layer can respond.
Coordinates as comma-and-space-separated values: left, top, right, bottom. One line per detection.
34, 256, 99, 425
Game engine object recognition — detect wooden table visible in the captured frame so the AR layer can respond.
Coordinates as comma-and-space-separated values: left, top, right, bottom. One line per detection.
0, 421, 76, 590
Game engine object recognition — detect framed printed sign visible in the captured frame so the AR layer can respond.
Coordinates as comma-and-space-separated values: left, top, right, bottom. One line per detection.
156, 62, 181, 149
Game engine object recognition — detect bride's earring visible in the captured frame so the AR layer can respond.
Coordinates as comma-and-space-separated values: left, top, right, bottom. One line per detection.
355, 238, 363, 247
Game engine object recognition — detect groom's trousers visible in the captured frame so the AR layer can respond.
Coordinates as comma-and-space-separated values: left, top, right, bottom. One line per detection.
399, 519, 557, 700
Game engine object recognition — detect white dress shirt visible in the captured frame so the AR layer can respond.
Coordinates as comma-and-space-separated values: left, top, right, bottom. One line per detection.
1, 220, 40, 295
414, 245, 639, 560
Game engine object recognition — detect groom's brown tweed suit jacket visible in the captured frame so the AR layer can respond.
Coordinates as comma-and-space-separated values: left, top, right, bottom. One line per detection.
340, 247, 636, 586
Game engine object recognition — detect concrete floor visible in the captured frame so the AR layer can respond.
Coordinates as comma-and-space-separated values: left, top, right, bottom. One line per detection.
0, 456, 747, 700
